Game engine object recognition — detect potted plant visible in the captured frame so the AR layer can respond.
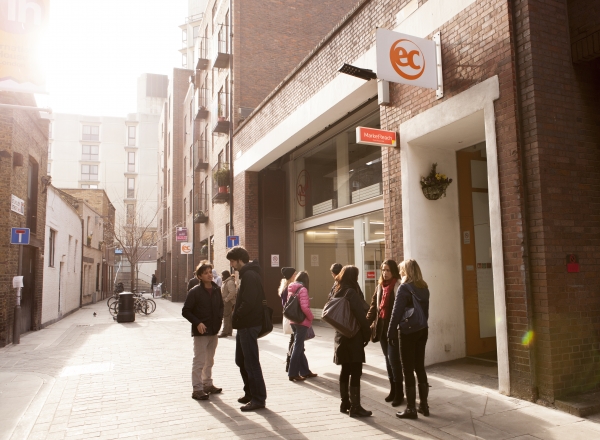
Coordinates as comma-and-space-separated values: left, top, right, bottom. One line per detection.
87, 235, 92, 246
213, 166, 230, 193
194, 210, 208, 223
420, 163, 453, 200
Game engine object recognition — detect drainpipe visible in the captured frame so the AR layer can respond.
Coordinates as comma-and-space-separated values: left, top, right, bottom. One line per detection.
79, 218, 84, 308
509, 0, 538, 401
228, 0, 234, 236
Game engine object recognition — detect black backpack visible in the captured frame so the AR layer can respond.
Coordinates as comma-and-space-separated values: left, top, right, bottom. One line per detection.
399, 285, 428, 334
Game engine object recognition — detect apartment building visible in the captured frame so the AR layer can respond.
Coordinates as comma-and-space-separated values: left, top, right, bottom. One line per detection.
157, 0, 361, 300
49, 74, 167, 290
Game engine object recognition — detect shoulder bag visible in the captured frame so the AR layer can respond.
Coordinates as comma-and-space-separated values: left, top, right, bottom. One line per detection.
321, 289, 360, 338
399, 285, 427, 334
283, 292, 306, 323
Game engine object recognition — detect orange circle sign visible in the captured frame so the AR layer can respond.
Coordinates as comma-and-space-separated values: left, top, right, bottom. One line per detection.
389, 39, 426, 80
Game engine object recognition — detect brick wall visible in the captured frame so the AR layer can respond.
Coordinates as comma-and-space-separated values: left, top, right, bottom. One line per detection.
0, 92, 49, 346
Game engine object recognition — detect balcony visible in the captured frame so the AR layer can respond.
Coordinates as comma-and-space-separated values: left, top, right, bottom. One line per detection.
194, 138, 209, 171
196, 37, 210, 70
194, 192, 209, 224
212, 92, 230, 134
195, 88, 209, 120
212, 24, 230, 69
212, 162, 230, 204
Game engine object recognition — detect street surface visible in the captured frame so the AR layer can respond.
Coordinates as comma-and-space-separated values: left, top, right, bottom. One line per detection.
1, 300, 599, 440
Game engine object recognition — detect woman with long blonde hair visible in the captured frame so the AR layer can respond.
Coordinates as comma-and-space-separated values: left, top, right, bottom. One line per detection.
388, 259, 430, 419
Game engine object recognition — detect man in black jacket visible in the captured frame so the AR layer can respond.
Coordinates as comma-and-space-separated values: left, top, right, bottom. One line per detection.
227, 246, 267, 412
182, 261, 224, 401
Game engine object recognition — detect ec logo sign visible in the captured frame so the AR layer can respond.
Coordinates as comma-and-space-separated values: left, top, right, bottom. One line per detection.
376, 29, 440, 93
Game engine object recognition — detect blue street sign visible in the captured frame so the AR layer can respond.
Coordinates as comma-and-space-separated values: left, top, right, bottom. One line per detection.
11, 227, 30, 245
226, 235, 240, 248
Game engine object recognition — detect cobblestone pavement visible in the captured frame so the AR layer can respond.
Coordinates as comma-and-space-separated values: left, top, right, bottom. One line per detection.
1, 299, 599, 440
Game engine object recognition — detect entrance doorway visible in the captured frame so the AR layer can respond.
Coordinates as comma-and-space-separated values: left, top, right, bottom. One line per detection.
457, 142, 497, 359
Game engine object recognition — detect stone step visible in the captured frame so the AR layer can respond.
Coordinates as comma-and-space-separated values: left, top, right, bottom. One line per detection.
555, 391, 600, 417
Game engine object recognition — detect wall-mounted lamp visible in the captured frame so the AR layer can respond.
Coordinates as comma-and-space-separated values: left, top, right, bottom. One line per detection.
338, 63, 377, 81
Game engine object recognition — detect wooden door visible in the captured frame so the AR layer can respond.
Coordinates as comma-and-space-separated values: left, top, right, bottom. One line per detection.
457, 146, 497, 357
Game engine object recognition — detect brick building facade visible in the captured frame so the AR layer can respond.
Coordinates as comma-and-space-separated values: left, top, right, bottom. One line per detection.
158, 0, 362, 301
0, 92, 50, 347
231, 0, 600, 404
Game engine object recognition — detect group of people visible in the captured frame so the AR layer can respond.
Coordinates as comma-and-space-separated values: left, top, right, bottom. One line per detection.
181, 244, 431, 420
279, 259, 431, 420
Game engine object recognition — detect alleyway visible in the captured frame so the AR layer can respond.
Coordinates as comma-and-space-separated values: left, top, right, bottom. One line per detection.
1, 300, 599, 440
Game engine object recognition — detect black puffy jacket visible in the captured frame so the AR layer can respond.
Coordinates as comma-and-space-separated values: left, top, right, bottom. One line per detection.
232, 261, 264, 329
182, 281, 224, 336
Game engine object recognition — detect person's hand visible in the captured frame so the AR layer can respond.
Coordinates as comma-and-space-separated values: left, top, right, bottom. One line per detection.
363, 340, 369, 347
388, 337, 396, 347
197, 323, 207, 334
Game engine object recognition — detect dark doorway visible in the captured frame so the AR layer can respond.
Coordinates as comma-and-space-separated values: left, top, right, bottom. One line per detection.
20, 246, 37, 334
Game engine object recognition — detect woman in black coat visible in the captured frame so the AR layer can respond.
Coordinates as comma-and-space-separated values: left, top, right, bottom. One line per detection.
330, 265, 372, 417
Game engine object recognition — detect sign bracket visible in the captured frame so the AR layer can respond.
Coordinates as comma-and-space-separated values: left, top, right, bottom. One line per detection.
433, 31, 444, 100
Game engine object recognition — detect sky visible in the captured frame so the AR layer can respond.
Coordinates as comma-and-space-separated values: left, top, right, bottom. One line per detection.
35, 0, 187, 117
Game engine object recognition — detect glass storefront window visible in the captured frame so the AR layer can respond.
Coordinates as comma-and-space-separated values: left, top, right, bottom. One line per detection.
296, 210, 385, 311
294, 112, 382, 221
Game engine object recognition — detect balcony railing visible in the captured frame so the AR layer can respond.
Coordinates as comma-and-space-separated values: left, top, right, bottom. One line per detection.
212, 92, 230, 134
212, 24, 230, 69
195, 87, 209, 120
194, 138, 209, 171
196, 37, 210, 70
185, 13, 204, 24
194, 192, 209, 224
212, 162, 230, 204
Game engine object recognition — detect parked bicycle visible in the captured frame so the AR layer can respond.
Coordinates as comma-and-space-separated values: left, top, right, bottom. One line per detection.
108, 288, 157, 317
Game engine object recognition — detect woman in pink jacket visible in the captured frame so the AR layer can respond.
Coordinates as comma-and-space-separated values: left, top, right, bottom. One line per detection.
286, 271, 317, 381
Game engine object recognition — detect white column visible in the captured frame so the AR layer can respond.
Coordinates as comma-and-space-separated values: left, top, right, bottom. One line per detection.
354, 217, 365, 294
296, 232, 305, 272
336, 133, 350, 209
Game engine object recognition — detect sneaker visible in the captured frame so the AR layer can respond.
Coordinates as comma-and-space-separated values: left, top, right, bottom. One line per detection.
192, 390, 209, 400
204, 385, 223, 394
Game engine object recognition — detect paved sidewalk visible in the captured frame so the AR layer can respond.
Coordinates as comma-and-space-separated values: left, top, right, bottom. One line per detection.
1, 300, 599, 440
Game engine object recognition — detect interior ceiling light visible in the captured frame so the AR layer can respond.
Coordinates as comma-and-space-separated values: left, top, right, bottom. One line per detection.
338, 63, 377, 81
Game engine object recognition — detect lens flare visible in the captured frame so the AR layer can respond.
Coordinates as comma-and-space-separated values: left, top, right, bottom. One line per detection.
522, 331, 534, 346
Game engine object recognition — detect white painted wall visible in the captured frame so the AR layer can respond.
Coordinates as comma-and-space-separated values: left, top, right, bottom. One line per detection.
42, 187, 82, 325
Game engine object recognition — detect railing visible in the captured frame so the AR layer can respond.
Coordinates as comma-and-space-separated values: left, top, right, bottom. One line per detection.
185, 13, 204, 24
212, 162, 230, 203
194, 192, 209, 224
194, 137, 209, 170
211, 91, 229, 134
198, 37, 209, 60
196, 87, 209, 120
212, 24, 230, 68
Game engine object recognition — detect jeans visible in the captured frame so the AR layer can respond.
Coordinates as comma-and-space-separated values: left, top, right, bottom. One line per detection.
380, 336, 404, 385
289, 324, 310, 377
192, 335, 218, 391
400, 328, 428, 388
235, 326, 267, 405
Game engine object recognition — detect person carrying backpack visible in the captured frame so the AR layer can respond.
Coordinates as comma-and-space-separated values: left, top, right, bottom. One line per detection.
387, 259, 430, 419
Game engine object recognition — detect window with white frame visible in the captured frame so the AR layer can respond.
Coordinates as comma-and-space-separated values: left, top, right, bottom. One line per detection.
48, 229, 56, 267
81, 164, 98, 180
127, 178, 135, 198
127, 204, 135, 224
82, 145, 99, 161
82, 125, 99, 141
128, 126, 136, 146
128, 152, 135, 172
81, 184, 98, 189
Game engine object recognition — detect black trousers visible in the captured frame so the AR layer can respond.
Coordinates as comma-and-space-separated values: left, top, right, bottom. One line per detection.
340, 362, 362, 386
400, 328, 428, 388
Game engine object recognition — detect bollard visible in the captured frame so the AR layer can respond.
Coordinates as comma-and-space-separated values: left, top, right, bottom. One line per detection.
13, 289, 21, 344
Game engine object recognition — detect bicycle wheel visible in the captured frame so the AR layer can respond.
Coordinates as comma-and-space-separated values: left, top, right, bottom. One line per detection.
134, 298, 143, 314
107, 295, 117, 308
144, 299, 156, 315
109, 301, 119, 316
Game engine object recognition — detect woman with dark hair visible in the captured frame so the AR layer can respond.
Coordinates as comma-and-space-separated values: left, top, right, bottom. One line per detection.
330, 265, 372, 417
366, 260, 404, 406
286, 271, 317, 381
388, 259, 431, 419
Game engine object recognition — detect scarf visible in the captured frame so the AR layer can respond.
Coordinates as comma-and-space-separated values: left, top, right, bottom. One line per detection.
379, 278, 397, 320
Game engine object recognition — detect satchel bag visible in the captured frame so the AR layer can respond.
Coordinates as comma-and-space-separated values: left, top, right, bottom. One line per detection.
306, 326, 315, 340
399, 285, 427, 335
322, 290, 360, 338
282, 316, 293, 335
283, 293, 306, 323
258, 299, 274, 338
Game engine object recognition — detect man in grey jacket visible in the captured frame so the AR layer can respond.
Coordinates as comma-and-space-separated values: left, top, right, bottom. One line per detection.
218, 270, 237, 337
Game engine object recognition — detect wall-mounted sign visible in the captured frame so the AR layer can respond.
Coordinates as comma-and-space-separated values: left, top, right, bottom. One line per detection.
10, 227, 29, 245
11, 195, 25, 215
310, 254, 319, 267
356, 127, 397, 147
271, 254, 280, 267
296, 170, 310, 207
376, 28, 438, 90
366, 270, 376, 279
226, 235, 239, 248
180, 242, 192, 255
176, 227, 188, 242
0, 0, 49, 93
566, 254, 579, 273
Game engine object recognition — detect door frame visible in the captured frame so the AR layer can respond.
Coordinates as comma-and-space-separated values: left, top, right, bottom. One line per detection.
398, 76, 509, 394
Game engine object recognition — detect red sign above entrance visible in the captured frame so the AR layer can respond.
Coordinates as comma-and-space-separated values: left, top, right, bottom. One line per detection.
356, 127, 397, 147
